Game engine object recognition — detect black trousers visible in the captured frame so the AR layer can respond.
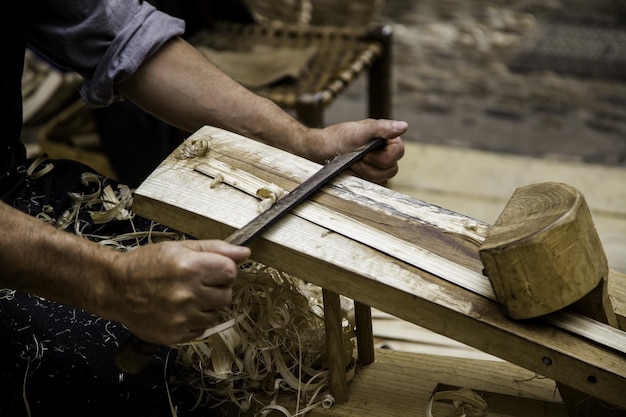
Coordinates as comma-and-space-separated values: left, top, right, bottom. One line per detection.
0, 159, 202, 417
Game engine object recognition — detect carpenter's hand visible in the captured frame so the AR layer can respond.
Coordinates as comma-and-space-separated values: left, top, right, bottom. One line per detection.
302, 119, 407, 184
107, 240, 250, 345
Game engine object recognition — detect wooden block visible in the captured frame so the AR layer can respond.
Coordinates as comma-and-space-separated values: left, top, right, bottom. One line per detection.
479, 182, 608, 319
478, 182, 624, 415
133, 126, 626, 409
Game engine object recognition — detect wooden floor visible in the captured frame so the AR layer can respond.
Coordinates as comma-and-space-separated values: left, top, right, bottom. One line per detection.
214, 348, 566, 417
309, 348, 566, 417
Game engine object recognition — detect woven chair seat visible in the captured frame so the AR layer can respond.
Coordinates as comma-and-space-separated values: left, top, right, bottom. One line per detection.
191, 21, 392, 127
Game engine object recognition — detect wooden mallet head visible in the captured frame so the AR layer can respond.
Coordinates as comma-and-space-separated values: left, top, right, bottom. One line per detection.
479, 182, 610, 321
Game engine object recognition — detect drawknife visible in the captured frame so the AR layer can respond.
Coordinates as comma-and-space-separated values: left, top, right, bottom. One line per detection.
114, 137, 386, 374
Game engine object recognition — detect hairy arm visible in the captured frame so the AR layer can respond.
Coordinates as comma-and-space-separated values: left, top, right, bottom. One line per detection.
0, 202, 116, 310
0, 201, 250, 344
117, 36, 408, 182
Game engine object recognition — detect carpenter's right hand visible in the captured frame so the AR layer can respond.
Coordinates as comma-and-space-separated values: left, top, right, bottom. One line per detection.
105, 240, 250, 345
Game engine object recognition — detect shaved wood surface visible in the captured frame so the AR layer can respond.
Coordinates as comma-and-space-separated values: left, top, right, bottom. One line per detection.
133, 126, 626, 408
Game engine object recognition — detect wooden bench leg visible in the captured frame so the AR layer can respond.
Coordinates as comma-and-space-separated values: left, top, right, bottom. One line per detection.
322, 288, 349, 403
354, 301, 375, 365
296, 93, 325, 128
558, 277, 626, 416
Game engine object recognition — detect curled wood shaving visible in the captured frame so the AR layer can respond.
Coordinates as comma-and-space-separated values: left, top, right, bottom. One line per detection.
26, 154, 54, 179
210, 172, 224, 188
195, 159, 286, 213
0, 289, 16, 300
427, 387, 488, 417
86, 184, 134, 224
176, 263, 356, 416
67, 172, 102, 203
178, 138, 210, 159
256, 184, 286, 213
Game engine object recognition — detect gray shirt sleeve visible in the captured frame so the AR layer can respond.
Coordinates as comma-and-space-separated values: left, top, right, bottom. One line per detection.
29, 0, 186, 107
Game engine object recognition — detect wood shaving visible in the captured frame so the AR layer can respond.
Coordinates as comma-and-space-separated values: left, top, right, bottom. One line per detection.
427, 387, 488, 417
178, 138, 210, 159
175, 263, 356, 416
195, 159, 286, 213
26, 166, 186, 249
26, 154, 54, 179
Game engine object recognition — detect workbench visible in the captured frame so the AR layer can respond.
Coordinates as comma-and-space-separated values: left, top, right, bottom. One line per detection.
132, 126, 626, 416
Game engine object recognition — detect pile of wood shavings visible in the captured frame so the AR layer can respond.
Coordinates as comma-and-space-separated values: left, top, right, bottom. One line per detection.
26, 156, 185, 250
175, 262, 356, 416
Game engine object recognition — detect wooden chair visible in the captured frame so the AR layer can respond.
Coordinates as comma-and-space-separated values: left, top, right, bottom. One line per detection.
191, 21, 393, 128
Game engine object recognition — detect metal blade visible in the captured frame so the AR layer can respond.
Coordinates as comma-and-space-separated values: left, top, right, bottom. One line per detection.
226, 137, 386, 245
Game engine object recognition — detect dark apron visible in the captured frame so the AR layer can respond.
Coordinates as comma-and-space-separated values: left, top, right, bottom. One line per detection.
0, 159, 187, 417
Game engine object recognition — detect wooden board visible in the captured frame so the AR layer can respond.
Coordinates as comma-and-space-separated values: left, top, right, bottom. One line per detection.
133, 126, 626, 408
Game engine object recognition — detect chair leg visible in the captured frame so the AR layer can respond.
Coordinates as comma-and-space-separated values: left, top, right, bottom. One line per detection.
296, 93, 325, 128
322, 288, 350, 404
364, 25, 393, 120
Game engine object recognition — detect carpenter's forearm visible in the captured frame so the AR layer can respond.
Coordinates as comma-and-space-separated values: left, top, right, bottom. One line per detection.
0, 202, 116, 316
118, 36, 311, 155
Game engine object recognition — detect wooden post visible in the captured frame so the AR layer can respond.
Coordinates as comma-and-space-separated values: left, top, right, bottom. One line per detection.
322, 288, 349, 404
354, 301, 375, 365
363, 24, 392, 120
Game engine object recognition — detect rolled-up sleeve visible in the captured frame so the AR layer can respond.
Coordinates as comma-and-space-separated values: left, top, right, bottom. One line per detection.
30, 0, 185, 106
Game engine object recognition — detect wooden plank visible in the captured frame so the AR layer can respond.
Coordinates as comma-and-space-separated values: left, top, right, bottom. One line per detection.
133, 126, 626, 408
370, 312, 502, 361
